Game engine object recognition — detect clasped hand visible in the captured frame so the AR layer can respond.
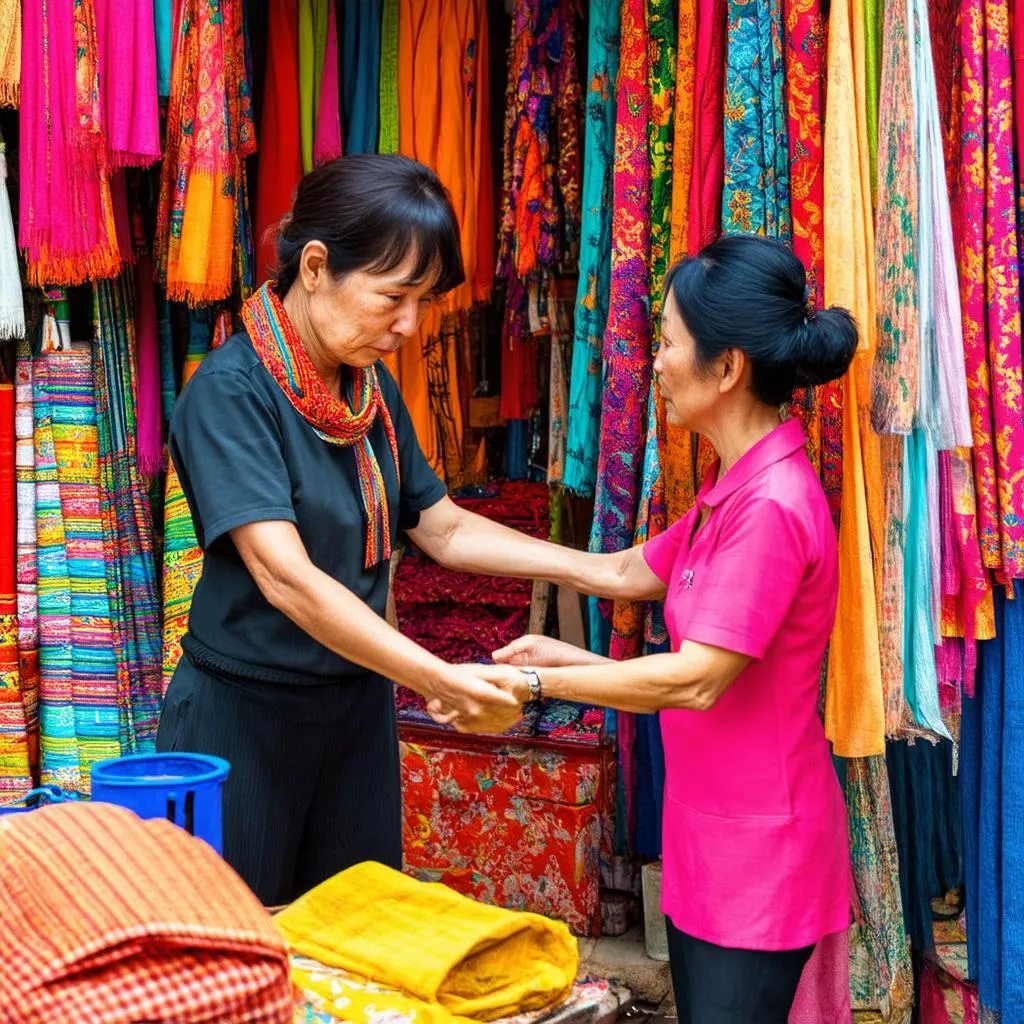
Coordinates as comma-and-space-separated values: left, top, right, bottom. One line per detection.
424, 663, 529, 734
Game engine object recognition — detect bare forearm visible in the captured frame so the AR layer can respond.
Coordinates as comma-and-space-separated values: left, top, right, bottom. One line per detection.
411, 506, 653, 599
533, 646, 748, 713
261, 561, 447, 698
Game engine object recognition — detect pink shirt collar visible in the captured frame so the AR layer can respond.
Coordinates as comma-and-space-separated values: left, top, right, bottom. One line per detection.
697, 417, 807, 508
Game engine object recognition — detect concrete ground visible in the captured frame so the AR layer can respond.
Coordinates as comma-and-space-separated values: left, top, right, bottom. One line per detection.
579, 928, 675, 1019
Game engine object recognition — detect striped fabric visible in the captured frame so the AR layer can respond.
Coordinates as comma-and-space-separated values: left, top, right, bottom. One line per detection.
93, 277, 162, 756
0, 379, 30, 801
14, 337, 38, 782
0, 802, 293, 1023
33, 353, 77, 791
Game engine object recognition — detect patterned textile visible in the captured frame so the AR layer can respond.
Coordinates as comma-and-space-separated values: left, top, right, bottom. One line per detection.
33, 354, 82, 792
784, 0, 827, 479
400, 730, 614, 936
822, 0, 886, 757
920, 954, 980, 1023
14, 338, 39, 782
0, 802, 293, 1023
93, 278, 162, 761
589, 1, 652, 568
0, 380, 30, 801
871, 0, 919, 435
564, 0, 620, 498
722, 0, 791, 238
241, 283, 400, 569
161, 313, 222, 692
879, 436, 911, 734
48, 353, 121, 791
548, 279, 572, 484
293, 968, 613, 1024
276, 861, 578, 1018
846, 757, 915, 1018
953, 0, 1024, 578
155, 0, 256, 305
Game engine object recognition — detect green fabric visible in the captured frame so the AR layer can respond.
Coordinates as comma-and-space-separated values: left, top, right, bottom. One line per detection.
313, 0, 329, 116
299, 0, 315, 173
865, 0, 882, 196
379, 0, 400, 154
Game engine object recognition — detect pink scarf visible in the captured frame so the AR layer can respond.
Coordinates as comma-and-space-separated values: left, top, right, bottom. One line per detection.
19, 0, 122, 285
134, 255, 163, 477
96, 0, 161, 168
314, 0, 343, 165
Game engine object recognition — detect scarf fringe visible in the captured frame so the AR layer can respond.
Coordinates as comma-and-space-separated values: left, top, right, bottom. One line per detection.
0, 311, 24, 340
27, 249, 124, 288
0, 83, 17, 108
163, 279, 233, 306
110, 149, 162, 171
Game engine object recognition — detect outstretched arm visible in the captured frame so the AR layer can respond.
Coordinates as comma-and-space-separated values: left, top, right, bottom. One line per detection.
408, 496, 667, 602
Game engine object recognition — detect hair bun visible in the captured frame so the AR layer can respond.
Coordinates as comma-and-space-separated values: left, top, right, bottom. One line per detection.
792, 307, 859, 388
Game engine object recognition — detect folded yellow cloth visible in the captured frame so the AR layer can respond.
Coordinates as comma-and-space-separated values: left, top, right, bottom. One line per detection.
275, 862, 578, 1023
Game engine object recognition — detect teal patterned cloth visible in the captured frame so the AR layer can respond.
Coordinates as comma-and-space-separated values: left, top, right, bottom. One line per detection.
563, 0, 620, 497
721, 0, 791, 238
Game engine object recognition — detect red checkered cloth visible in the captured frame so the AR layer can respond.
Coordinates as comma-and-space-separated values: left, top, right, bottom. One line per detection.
0, 803, 294, 1023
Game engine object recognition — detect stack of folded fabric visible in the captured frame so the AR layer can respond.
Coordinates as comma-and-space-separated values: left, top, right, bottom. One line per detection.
0, 803, 293, 1023
276, 861, 579, 1024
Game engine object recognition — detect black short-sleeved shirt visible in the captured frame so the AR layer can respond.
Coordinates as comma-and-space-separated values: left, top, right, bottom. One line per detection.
169, 332, 447, 681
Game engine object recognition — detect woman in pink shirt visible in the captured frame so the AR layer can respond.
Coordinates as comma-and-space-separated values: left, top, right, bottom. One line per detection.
433, 236, 857, 1021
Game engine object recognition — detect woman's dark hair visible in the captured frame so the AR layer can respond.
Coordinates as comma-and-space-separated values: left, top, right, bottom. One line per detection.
664, 234, 859, 407
272, 154, 465, 297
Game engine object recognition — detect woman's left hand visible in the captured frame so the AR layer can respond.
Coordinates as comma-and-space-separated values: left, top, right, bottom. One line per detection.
426, 664, 531, 732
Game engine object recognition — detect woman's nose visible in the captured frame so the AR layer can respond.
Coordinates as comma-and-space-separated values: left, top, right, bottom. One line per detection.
391, 301, 421, 338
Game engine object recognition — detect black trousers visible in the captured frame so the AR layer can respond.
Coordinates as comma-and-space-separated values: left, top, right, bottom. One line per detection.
156, 654, 402, 907
666, 918, 814, 1024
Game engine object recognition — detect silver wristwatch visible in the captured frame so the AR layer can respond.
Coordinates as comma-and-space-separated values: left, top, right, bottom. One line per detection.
520, 668, 543, 703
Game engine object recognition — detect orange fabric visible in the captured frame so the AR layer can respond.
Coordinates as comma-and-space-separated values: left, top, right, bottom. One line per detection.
821, 0, 885, 757
0, 802, 292, 1023
393, 0, 490, 482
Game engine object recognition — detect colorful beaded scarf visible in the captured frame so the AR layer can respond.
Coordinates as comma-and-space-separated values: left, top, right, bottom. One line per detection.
241, 283, 400, 569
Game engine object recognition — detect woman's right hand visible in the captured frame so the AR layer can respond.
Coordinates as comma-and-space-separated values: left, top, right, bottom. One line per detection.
422, 664, 522, 735
492, 635, 609, 668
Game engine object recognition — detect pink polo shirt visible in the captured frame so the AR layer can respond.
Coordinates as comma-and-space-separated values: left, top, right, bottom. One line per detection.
642, 418, 850, 951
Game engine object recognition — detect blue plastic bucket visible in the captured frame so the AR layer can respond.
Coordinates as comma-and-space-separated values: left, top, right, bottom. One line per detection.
89, 753, 230, 854
0, 786, 71, 815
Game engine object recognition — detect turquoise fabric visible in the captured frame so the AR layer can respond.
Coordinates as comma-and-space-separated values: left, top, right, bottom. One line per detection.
155, 0, 172, 98
564, 0, 620, 497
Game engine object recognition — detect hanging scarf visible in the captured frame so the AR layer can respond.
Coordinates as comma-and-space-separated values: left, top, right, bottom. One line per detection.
784, 0, 827, 482
688, 0, 727, 256
299, 0, 316, 173
19, 0, 121, 286
134, 256, 163, 477
241, 284, 400, 568
563, 0, 614, 498
314, 0, 343, 166
983, 0, 1024, 578
871, 0, 919, 434
155, 0, 256, 305
255, 0, 303, 284
0, 0, 20, 108
378, 0, 400, 154
722, 0, 791, 238
342, 0, 382, 155
155, 0, 172, 98
864, 0, 883, 194
823, 0, 886, 757
0, 139, 23, 341
95, 0, 160, 168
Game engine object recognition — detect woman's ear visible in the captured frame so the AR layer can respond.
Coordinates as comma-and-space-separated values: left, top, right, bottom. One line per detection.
299, 240, 330, 290
718, 347, 748, 395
